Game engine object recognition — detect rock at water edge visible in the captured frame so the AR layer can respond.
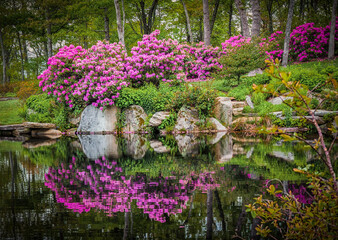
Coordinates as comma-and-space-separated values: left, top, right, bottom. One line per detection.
174, 107, 199, 132
214, 97, 232, 126
213, 134, 233, 163
175, 134, 200, 157
123, 105, 147, 133
149, 111, 170, 127
124, 134, 148, 159
78, 105, 120, 132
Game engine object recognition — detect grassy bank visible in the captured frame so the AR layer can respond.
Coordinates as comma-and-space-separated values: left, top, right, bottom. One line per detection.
0, 99, 24, 125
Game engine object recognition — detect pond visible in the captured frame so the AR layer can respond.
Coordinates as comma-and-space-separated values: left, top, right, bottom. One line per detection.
0, 133, 321, 239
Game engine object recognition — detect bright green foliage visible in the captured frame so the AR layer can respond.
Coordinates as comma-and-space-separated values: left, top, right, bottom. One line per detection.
227, 85, 252, 100
246, 170, 338, 240
217, 41, 266, 84
167, 84, 218, 118
290, 68, 328, 91
0, 99, 24, 125
158, 111, 177, 132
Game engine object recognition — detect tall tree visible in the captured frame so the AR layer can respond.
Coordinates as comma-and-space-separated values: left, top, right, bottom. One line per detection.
0, 29, 7, 85
235, 0, 250, 37
228, 0, 234, 36
206, 189, 213, 239
251, 0, 261, 36
282, 0, 295, 66
137, 0, 159, 35
210, 0, 220, 35
203, 0, 211, 46
328, 0, 337, 59
181, 0, 193, 43
114, 0, 125, 46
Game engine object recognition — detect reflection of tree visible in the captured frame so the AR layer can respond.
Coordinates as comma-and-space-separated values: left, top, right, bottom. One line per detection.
45, 156, 220, 223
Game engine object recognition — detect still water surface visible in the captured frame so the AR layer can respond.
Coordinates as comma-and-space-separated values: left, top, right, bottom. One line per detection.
0, 133, 317, 239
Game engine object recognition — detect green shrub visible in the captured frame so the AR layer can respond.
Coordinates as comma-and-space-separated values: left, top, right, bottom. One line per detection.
25, 94, 54, 123
216, 41, 266, 84
167, 84, 218, 118
158, 111, 177, 131
290, 68, 327, 91
227, 85, 252, 100
241, 73, 271, 87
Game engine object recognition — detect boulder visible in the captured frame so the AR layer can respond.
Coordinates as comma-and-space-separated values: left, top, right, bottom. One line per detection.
245, 95, 254, 109
31, 129, 62, 139
174, 107, 199, 132
213, 134, 233, 163
149, 111, 170, 127
69, 116, 81, 126
232, 117, 262, 125
23, 122, 56, 129
124, 134, 148, 159
232, 101, 246, 108
150, 140, 170, 153
175, 134, 200, 157
77, 105, 120, 132
268, 96, 293, 105
214, 97, 233, 126
78, 134, 121, 160
123, 105, 147, 133
207, 117, 227, 131
247, 68, 263, 77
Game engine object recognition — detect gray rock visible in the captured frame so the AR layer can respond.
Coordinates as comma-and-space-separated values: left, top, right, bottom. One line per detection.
214, 134, 233, 162
175, 134, 200, 157
149, 111, 170, 127
208, 117, 227, 131
78, 134, 121, 160
77, 105, 120, 132
312, 110, 338, 117
268, 96, 293, 105
69, 116, 81, 126
123, 105, 147, 133
150, 140, 170, 153
174, 107, 199, 132
233, 107, 244, 116
232, 101, 246, 108
247, 68, 263, 77
245, 95, 254, 109
124, 134, 148, 159
214, 97, 233, 126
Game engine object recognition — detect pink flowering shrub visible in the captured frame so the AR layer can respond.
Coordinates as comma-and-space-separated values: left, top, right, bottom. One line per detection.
38, 42, 129, 110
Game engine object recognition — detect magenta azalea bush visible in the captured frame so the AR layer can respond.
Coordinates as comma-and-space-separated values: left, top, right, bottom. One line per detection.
38, 20, 337, 110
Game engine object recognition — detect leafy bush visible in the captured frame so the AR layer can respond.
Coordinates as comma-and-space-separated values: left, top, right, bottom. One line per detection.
168, 84, 218, 118
290, 68, 327, 91
227, 85, 252, 100
16, 80, 40, 101
25, 94, 54, 123
246, 170, 338, 240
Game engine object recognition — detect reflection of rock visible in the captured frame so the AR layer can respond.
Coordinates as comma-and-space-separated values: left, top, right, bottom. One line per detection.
214, 135, 233, 163
269, 151, 294, 162
174, 107, 199, 132
175, 134, 200, 157
150, 140, 170, 153
149, 111, 170, 127
69, 116, 81, 126
23, 139, 57, 149
207, 131, 227, 145
78, 105, 120, 132
124, 134, 148, 159
123, 105, 147, 133
78, 135, 120, 160
232, 135, 262, 143
246, 147, 254, 158
233, 143, 246, 155
214, 97, 232, 126
31, 129, 62, 139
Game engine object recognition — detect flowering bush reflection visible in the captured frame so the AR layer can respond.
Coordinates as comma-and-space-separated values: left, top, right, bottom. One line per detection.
45, 156, 220, 222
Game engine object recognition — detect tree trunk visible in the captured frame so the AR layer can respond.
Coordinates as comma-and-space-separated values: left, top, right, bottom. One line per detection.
123, 211, 130, 240
22, 38, 29, 79
328, 0, 337, 59
228, 0, 233, 36
114, 0, 125, 46
250, 0, 261, 37
104, 8, 110, 41
46, 10, 53, 58
43, 39, 49, 65
282, 0, 295, 66
210, 0, 220, 35
0, 29, 7, 85
203, 0, 211, 46
206, 189, 213, 240
235, 0, 250, 37
266, 0, 274, 34
181, 0, 193, 43
16, 32, 25, 81
214, 190, 226, 231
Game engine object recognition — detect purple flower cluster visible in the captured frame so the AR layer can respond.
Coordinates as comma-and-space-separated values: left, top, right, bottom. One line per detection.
44, 156, 220, 223
38, 42, 129, 110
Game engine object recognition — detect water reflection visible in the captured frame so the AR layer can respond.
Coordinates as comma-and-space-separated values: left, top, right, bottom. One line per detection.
0, 134, 326, 239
